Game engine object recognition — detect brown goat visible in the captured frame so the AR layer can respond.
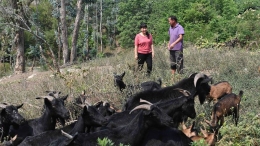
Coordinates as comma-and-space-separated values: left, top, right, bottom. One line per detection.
181, 121, 197, 138
206, 81, 232, 103
206, 90, 243, 131
182, 122, 216, 146
191, 128, 216, 146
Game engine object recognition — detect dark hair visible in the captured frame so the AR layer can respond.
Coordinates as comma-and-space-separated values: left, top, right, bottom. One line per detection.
139, 23, 150, 39
169, 16, 178, 22
139, 23, 147, 29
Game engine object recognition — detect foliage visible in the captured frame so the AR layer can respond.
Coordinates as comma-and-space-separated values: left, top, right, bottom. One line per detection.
117, 0, 153, 48
116, 0, 260, 49
191, 139, 208, 146
97, 137, 130, 146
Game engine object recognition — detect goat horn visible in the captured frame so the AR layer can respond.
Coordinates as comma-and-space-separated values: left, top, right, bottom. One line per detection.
173, 88, 191, 96
73, 103, 86, 108
103, 101, 108, 106
10, 135, 17, 142
140, 99, 153, 105
93, 101, 102, 106
36, 96, 54, 101
205, 120, 212, 126
61, 130, 73, 139
194, 73, 206, 87
81, 90, 86, 95
0, 103, 8, 108
129, 104, 151, 114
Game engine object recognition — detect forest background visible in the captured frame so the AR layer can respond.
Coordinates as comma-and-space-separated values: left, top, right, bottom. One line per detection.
0, 0, 259, 75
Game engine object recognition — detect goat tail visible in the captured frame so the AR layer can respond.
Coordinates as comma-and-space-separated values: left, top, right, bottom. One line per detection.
238, 90, 244, 98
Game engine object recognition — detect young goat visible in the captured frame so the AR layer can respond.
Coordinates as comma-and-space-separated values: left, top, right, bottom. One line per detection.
204, 81, 233, 103
113, 71, 162, 93
206, 90, 243, 131
182, 122, 216, 146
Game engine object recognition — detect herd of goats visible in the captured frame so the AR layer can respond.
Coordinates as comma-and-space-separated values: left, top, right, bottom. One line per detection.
0, 72, 243, 146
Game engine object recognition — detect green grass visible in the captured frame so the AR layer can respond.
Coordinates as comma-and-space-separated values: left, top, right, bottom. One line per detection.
0, 44, 259, 145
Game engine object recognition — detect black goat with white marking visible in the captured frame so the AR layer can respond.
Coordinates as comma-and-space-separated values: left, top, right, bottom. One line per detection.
123, 73, 212, 111
0, 103, 25, 142
106, 92, 195, 129
8, 94, 70, 145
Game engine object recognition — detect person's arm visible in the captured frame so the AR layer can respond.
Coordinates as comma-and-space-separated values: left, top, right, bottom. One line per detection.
134, 45, 138, 60
150, 35, 154, 58
169, 34, 183, 49
151, 44, 154, 58
134, 35, 138, 60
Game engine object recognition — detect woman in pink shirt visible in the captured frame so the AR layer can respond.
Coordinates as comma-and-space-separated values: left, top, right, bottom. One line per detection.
134, 23, 154, 76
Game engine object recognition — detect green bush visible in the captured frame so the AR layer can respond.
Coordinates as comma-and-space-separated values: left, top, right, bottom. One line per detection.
97, 137, 130, 146
0, 63, 11, 78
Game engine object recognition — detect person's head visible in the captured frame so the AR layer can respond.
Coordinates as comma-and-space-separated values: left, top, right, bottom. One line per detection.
139, 23, 148, 33
168, 16, 178, 27
139, 23, 149, 38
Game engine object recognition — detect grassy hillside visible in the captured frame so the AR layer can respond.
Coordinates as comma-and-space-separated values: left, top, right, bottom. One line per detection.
0, 45, 259, 145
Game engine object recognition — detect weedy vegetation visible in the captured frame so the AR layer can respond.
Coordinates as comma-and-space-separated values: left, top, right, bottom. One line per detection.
0, 44, 259, 145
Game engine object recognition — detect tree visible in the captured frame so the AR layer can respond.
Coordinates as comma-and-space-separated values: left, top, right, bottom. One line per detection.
117, 0, 152, 48
60, 0, 69, 65
70, 0, 84, 63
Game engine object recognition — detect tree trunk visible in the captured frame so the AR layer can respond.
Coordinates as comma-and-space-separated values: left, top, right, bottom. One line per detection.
71, 0, 84, 63
60, 0, 69, 65
85, 4, 89, 60
95, 2, 98, 50
100, 0, 103, 52
11, 0, 25, 74
14, 29, 25, 74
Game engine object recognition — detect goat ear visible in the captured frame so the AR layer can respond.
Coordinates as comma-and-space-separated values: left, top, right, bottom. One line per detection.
44, 98, 53, 109
1, 108, 6, 116
16, 104, 24, 109
182, 122, 187, 130
62, 95, 69, 101
201, 77, 212, 84
120, 71, 125, 78
200, 128, 208, 137
191, 121, 195, 130
83, 106, 88, 114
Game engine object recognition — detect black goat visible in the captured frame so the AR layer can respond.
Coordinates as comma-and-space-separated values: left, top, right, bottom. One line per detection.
113, 71, 162, 93
8, 95, 70, 145
123, 73, 212, 111
0, 103, 25, 142
18, 104, 108, 146
93, 101, 115, 117
141, 127, 193, 146
106, 93, 195, 129
58, 103, 174, 146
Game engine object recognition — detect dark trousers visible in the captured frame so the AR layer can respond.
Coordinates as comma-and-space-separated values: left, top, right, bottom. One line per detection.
170, 50, 184, 74
137, 53, 152, 75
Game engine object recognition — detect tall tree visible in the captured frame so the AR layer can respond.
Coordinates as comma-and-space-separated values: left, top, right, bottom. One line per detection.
99, 0, 103, 52
11, 0, 26, 74
60, 0, 69, 64
70, 0, 84, 63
